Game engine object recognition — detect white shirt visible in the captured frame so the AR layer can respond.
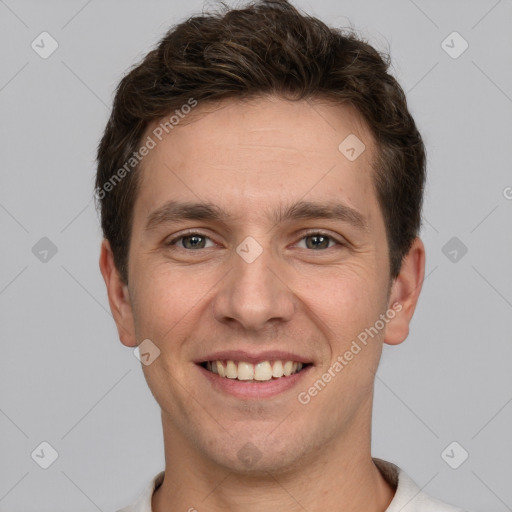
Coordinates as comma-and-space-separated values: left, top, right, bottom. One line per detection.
117, 458, 464, 512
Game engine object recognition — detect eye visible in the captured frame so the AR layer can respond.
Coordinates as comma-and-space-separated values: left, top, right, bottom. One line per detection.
165, 231, 343, 251
167, 233, 215, 250
297, 232, 340, 250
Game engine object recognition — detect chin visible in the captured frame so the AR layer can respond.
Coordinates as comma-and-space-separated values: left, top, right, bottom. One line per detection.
205, 434, 306, 476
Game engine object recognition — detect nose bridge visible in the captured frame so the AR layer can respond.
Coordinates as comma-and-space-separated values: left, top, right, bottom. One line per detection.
213, 239, 294, 330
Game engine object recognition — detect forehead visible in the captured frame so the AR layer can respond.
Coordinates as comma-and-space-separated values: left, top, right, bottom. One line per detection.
135, 96, 379, 225
143, 96, 373, 168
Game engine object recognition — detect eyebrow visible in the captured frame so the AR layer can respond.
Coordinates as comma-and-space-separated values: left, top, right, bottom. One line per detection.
145, 199, 368, 232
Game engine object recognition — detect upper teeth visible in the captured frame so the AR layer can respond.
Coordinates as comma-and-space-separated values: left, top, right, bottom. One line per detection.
205, 360, 304, 381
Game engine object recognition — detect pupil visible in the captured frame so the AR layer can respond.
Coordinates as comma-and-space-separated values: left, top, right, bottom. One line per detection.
185, 235, 204, 249
308, 235, 328, 249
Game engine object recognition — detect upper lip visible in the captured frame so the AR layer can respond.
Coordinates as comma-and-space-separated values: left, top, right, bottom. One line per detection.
194, 350, 313, 365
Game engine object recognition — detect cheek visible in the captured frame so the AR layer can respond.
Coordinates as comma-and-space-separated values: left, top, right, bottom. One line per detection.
129, 262, 205, 339
301, 265, 384, 334
130, 257, 236, 355
298, 266, 389, 387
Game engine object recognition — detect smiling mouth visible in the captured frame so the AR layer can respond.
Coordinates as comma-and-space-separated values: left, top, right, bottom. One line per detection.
200, 360, 311, 382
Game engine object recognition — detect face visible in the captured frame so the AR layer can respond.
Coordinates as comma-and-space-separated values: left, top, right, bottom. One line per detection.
101, 96, 424, 475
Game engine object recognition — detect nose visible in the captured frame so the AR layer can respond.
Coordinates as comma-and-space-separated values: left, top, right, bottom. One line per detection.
212, 244, 295, 331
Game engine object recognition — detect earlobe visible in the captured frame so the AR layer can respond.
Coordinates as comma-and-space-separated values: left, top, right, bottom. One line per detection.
384, 237, 426, 346
99, 239, 138, 347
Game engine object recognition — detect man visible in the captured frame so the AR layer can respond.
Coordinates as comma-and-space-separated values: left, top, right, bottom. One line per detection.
96, 1, 464, 510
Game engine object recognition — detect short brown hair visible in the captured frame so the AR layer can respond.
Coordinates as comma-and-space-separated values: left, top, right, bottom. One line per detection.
96, 0, 425, 283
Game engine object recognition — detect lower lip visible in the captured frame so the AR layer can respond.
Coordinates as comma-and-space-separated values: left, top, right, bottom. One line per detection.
197, 364, 312, 399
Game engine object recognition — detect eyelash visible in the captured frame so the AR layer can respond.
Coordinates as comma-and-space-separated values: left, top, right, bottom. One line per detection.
165, 230, 345, 250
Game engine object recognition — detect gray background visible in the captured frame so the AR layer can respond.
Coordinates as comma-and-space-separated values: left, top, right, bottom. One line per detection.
1, 0, 511, 510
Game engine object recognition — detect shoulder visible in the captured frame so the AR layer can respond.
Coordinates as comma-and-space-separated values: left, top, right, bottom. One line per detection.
373, 458, 465, 512
115, 471, 165, 512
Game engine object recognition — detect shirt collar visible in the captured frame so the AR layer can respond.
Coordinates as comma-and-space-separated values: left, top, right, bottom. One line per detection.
118, 458, 461, 512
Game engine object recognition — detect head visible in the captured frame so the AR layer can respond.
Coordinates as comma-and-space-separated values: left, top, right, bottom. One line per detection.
97, 0, 425, 475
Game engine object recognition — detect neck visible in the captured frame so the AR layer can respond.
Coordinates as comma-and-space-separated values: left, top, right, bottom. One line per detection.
152, 407, 395, 511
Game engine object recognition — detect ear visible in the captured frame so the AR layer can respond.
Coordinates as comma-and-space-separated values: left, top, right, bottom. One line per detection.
384, 237, 425, 346
99, 239, 137, 347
